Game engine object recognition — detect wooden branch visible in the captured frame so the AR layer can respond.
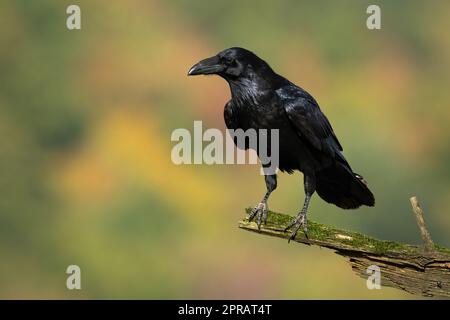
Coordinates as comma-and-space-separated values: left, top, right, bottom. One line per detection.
238, 198, 450, 298
410, 196, 434, 252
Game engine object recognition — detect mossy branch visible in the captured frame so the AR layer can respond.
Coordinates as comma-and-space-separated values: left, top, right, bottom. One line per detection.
238, 197, 450, 298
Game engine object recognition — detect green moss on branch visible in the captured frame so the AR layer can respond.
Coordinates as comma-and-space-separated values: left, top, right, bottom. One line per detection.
239, 208, 450, 298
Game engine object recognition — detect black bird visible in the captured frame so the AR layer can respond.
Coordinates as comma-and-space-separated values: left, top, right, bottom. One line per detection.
188, 47, 374, 241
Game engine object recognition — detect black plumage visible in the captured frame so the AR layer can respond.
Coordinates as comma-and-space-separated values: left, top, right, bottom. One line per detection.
188, 47, 374, 240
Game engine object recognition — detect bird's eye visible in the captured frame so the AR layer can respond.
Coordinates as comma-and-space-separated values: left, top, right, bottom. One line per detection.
224, 57, 234, 65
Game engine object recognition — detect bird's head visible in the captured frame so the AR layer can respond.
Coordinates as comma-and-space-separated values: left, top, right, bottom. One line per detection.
187, 47, 275, 83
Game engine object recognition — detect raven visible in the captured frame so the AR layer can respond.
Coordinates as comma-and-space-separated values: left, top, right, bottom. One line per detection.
188, 47, 375, 241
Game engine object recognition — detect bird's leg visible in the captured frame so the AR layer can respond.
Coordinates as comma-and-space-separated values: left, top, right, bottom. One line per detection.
285, 195, 311, 242
249, 191, 270, 228
249, 173, 277, 229
285, 173, 316, 242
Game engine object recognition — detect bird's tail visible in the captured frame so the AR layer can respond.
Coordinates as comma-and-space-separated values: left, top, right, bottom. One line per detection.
315, 162, 375, 209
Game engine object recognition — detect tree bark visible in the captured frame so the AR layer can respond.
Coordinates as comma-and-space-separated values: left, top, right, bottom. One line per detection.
238, 200, 450, 298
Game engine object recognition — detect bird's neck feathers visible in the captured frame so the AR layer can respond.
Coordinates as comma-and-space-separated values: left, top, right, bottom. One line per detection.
228, 78, 264, 106
227, 67, 283, 107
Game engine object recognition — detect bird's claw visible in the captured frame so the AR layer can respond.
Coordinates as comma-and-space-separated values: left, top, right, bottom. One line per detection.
249, 201, 268, 229
284, 211, 308, 242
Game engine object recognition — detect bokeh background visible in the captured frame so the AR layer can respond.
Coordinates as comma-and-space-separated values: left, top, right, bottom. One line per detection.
1, 0, 449, 299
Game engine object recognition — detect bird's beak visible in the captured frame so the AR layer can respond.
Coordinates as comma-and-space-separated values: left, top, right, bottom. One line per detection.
188, 55, 224, 76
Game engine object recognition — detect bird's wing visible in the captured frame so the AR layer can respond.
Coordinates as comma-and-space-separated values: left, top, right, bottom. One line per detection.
277, 85, 344, 160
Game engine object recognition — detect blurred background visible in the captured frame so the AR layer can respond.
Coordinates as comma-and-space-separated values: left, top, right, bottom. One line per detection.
0, 0, 449, 299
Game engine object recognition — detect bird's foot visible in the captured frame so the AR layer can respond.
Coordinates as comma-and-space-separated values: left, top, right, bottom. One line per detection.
248, 201, 268, 229
284, 211, 308, 242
